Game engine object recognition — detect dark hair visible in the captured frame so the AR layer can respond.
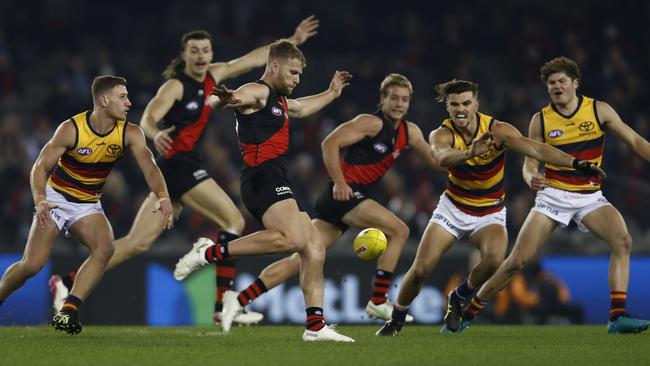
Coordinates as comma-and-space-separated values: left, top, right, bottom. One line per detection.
163, 30, 213, 80
91, 75, 127, 101
540, 56, 582, 84
434, 79, 479, 102
380, 73, 413, 96
268, 40, 306, 67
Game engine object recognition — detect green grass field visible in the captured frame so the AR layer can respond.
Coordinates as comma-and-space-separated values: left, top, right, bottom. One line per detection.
1, 325, 648, 366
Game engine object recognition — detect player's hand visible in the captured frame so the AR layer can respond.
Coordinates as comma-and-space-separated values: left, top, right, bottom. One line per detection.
289, 15, 319, 45
333, 182, 354, 201
35, 201, 58, 230
528, 172, 548, 191
468, 132, 493, 158
153, 197, 174, 230
329, 71, 353, 97
210, 85, 241, 108
154, 126, 175, 155
572, 159, 607, 179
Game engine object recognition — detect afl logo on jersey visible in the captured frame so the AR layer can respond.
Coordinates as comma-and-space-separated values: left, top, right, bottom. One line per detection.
76, 147, 93, 155
186, 101, 200, 111
272, 106, 283, 116
548, 129, 564, 138
373, 143, 388, 154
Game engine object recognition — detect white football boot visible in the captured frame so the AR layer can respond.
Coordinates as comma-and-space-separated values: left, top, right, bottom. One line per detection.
173, 237, 213, 280
302, 325, 355, 342
365, 300, 414, 322
48, 275, 69, 311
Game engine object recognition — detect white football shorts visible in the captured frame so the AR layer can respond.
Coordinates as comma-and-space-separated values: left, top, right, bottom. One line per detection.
44, 185, 104, 231
429, 193, 507, 239
530, 186, 610, 232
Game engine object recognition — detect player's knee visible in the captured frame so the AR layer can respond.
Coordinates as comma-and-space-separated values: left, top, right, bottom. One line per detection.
280, 232, 306, 253
386, 221, 410, 247
482, 252, 505, 273
92, 241, 115, 261
21, 260, 45, 277
410, 263, 432, 284
612, 232, 632, 255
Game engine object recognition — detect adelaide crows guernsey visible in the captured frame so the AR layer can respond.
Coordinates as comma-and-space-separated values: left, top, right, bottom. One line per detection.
540, 95, 605, 192
48, 111, 126, 203
442, 112, 506, 216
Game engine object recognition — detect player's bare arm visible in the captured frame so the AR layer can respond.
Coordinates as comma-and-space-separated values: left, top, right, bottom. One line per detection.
125, 123, 173, 229
429, 126, 492, 168
322, 114, 383, 201
491, 120, 606, 179
209, 16, 319, 81
286, 71, 352, 118
597, 101, 650, 161
140, 79, 183, 155
520, 113, 547, 190
208, 82, 270, 113
407, 122, 441, 171
30, 121, 76, 229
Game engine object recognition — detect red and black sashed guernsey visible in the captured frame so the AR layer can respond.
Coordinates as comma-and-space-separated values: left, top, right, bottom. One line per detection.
235, 80, 290, 169
160, 72, 216, 160
340, 112, 409, 186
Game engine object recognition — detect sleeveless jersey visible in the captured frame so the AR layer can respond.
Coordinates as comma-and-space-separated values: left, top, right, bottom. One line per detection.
48, 111, 126, 203
340, 112, 409, 185
442, 112, 506, 216
540, 95, 605, 192
235, 80, 289, 169
160, 72, 216, 160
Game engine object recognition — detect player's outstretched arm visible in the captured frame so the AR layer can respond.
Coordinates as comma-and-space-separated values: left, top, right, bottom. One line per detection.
430, 126, 492, 168
140, 80, 183, 155
407, 122, 442, 171
597, 101, 650, 162
287, 70, 352, 118
30, 121, 75, 229
492, 120, 606, 178
208, 82, 269, 111
210, 15, 319, 81
322, 114, 383, 201
126, 123, 173, 229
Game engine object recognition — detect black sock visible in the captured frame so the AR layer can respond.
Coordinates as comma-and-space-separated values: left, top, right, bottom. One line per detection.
61, 295, 83, 318
306, 307, 326, 331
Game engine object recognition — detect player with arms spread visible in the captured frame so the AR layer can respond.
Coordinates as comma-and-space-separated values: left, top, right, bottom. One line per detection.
173, 40, 355, 342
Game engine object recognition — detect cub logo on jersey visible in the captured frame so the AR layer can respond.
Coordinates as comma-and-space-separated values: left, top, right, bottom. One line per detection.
373, 143, 388, 154
76, 147, 93, 156
272, 106, 283, 116
548, 129, 564, 138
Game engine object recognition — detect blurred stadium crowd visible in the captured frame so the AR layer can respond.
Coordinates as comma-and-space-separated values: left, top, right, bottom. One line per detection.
1, 0, 650, 256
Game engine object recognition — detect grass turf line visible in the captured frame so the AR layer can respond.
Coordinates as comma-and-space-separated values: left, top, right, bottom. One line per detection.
0, 325, 648, 366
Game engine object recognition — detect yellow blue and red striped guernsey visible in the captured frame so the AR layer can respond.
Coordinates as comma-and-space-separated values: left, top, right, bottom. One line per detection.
47, 111, 126, 203
442, 112, 506, 216
541, 95, 604, 192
